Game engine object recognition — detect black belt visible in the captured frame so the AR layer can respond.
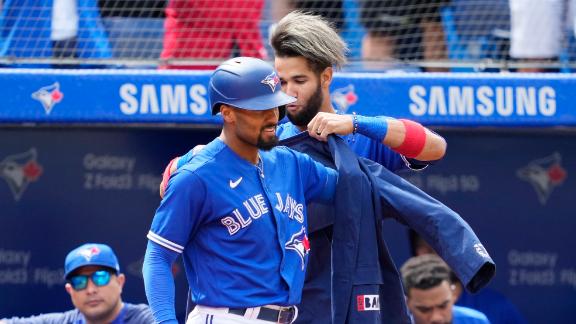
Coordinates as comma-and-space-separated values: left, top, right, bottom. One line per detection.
228, 306, 296, 324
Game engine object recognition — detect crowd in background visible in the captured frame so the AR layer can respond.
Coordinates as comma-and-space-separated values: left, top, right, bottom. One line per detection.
1, 0, 576, 71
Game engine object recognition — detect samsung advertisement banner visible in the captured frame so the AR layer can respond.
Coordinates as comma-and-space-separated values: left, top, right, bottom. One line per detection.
0, 69, 574, 126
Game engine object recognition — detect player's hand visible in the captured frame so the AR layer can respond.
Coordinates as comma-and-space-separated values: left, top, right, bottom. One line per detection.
158, 145, 206, 198
307, 112, 354, 141
159, 157, 180, 198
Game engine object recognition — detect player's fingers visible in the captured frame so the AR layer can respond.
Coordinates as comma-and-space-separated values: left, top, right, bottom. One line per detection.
160, 157, 179, 198
307, 117, 320, 135
318, 128, 329, 141
307, 112, 329, 133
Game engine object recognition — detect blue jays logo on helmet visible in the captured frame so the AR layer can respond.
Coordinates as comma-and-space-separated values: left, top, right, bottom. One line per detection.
209, 57, 295, 118
285, 226, 310, 271
261, 72, 280, 92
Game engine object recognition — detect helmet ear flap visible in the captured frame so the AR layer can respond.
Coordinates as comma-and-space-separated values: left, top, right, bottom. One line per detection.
211, 103, 222, 116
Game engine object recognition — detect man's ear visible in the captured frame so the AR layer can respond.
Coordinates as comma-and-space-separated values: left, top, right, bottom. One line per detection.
65, 283, 73, 296
116, 273, 126, 290
320, 67, 333, 89
220, 105, 235, 123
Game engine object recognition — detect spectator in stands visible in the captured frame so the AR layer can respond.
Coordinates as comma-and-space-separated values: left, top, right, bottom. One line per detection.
52, 0, 79, 61
358, 0, 450, 71
51, 0, 111, 67
160, 0, 267, 69
0, 243, 154, 324
509, 0, 567, 72
98, 0, 166, 18
401, 255, 490, 324
272, 0, 345, 31
409, 230, 528, 324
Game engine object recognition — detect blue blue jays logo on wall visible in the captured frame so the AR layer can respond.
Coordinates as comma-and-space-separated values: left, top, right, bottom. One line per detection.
31, 82, 64, 114
261, 72, 280, 92
285, 226, 310, 270
331, 84, 358, 113
78, 246, 101, 261
517, 152, 567, 205
0, 148, 43, 201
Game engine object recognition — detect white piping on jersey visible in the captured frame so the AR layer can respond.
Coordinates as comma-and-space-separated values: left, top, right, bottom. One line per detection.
147, 231, 184, 253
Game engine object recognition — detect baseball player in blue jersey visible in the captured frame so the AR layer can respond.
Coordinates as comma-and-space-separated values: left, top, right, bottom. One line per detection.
158, 12, 447, 324
143, 57, 338, 324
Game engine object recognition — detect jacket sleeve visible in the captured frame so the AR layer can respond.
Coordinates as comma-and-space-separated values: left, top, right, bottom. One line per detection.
360, 158, 496, 293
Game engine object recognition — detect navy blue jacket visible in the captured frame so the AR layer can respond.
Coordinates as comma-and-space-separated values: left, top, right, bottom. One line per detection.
280, 133, 496, 324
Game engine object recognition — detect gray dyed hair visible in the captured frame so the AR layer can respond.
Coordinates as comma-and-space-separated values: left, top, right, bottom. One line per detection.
271, 11, 349, 73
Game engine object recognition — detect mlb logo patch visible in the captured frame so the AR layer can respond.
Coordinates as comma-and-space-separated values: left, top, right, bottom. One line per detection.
356, 295, 380, 311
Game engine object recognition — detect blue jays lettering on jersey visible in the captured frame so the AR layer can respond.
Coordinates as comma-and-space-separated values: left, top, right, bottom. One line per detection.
147, 138, 337, 308
280, 133, 495, 324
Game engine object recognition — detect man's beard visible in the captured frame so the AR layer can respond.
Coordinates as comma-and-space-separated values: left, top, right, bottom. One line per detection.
287, 85, 323, 127
256, 129, 279, 151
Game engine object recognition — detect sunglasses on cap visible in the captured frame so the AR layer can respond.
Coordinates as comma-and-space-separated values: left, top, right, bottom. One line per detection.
68, 270, 113, 291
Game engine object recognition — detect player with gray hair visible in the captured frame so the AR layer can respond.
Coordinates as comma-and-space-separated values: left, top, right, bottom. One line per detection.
269, 11, 446, 162
271, 11, 348, 72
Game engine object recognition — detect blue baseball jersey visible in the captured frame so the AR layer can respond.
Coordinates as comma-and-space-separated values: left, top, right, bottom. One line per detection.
453, 306, 491, 324
147, 138, 337, 308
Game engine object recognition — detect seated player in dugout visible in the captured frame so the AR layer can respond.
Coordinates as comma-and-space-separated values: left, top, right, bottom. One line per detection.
159, 11, 447, 198
401, 255, 490, 324
1, 243, 154, 324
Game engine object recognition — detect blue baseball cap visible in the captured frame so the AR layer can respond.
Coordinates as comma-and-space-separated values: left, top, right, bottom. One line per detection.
64, 243, 120, 279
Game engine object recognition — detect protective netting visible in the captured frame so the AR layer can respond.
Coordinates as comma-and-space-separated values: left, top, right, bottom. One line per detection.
1, 0, 575, 70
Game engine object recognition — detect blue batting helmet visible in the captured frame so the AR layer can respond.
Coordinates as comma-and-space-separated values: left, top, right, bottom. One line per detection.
209, 57, 295, 119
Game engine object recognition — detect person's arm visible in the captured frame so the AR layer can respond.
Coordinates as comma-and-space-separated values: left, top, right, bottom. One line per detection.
306, 112, 446, 161
143, 241, 179, 324
147, 170, 207, 323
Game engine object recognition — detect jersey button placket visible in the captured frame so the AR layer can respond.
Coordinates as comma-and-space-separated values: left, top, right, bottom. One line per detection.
256, 163, 291, 290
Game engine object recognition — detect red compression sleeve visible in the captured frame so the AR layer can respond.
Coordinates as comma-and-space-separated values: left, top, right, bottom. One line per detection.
393, 119, 427, 158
